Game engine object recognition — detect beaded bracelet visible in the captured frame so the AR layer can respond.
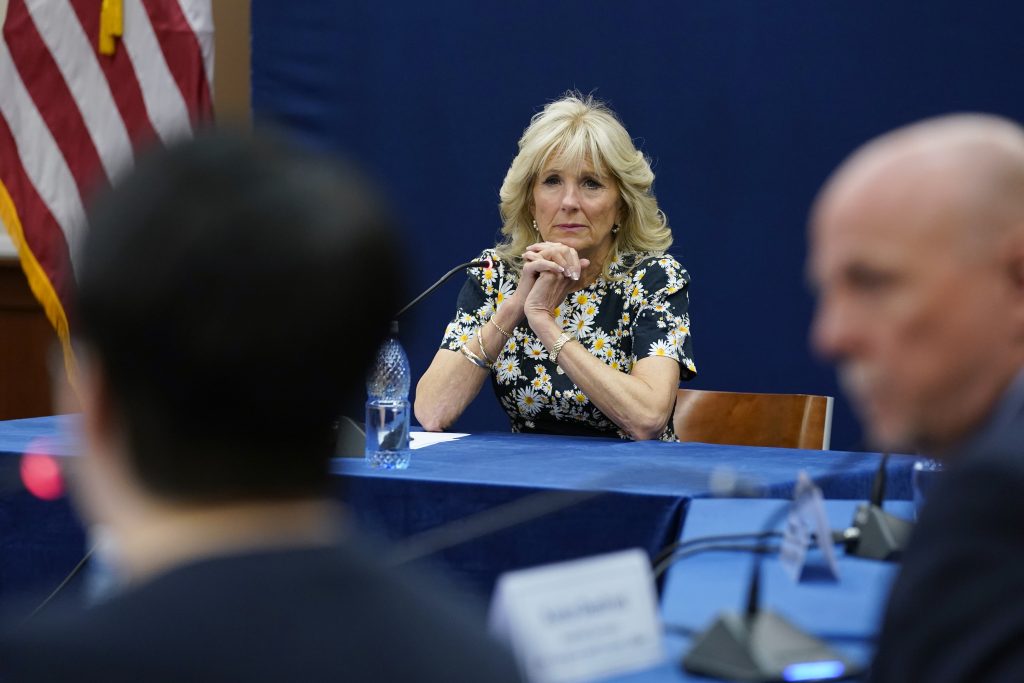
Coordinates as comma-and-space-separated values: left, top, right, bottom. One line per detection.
489, 317, 512, 340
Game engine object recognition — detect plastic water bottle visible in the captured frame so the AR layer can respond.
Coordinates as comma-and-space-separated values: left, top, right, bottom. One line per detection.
365, 323, 412, 469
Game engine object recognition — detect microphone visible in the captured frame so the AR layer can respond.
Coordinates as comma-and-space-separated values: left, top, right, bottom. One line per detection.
682, 451, 913, 680
841, 453, 914, 561
393, 257, 493, 320
682, 501, 859, 682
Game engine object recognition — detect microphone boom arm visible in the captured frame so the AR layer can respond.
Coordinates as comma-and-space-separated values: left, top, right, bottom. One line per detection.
394, 259, 492, 320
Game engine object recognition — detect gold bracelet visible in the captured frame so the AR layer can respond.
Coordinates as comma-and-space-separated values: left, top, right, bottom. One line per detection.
476, 326, 494, 365
550, 332, 574, 364
490, 317, 512, 339
460, 343, 491, 369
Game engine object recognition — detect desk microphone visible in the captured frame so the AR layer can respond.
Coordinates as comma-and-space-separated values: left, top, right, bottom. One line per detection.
841, 453, 914, 561
682, 450, 916, 680
682, 501, 859, 682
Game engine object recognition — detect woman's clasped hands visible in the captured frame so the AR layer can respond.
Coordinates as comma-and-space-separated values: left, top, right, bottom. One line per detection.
514, 241, 591, 333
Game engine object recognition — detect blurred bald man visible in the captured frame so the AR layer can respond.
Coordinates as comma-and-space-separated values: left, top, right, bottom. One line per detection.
810, 115, 1024, 682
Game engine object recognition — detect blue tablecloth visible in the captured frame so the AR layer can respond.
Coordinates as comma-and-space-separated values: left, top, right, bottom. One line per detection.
0, 416, 85, 604
611, 499, 914, 682
0, 416, 915, 607
333, 432, 913, 596
335, 433, 913, 500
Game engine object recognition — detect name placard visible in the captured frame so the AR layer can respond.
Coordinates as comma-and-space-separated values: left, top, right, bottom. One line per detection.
780, 471, 840, 582
489, 548, 664, 683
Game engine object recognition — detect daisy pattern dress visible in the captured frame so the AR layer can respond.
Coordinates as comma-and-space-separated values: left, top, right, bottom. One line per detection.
440, 248, 697, 441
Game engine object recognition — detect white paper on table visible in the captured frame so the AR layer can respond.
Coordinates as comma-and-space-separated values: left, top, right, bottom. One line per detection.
409, 432, 469, 450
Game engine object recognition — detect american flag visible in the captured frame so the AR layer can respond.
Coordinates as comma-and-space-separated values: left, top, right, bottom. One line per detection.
0, 0, 213, 385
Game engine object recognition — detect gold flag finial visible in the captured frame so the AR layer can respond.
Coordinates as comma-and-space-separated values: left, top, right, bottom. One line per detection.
99, 0, 123, 56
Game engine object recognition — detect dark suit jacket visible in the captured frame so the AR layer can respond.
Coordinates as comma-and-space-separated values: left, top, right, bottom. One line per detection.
0, 544, 522, 682
870, 424, 1024, 682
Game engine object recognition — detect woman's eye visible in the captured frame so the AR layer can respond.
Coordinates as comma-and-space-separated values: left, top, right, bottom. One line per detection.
542, 175, 561, 186
582, 178, 603, 189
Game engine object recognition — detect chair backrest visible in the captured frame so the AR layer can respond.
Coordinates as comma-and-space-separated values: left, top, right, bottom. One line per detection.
672, 389, 834, 450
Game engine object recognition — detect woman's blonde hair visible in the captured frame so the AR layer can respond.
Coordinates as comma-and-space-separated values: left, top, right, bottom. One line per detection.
494, 92, 672, 277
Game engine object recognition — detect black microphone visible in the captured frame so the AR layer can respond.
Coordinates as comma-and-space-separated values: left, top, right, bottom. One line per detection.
682, 500, 859, 682
393, 257, 493, 320
841, 453, 914, 561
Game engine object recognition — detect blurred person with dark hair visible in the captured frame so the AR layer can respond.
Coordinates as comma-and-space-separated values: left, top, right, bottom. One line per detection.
0, 130, 521, 682
810, 114, 1024, 682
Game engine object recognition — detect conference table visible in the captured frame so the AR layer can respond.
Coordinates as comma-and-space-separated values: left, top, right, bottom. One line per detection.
333, 431, 912, 597
0, 415, 916, 681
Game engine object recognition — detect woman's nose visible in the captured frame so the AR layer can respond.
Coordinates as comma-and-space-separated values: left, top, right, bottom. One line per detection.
560, 184, 580, 210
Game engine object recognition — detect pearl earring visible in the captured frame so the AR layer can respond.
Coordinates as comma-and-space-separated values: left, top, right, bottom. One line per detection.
532, 219, 538, 232
611, 224, 620, 235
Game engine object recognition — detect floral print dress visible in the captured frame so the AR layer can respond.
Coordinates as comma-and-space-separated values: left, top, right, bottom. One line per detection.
440, 249, 697, 440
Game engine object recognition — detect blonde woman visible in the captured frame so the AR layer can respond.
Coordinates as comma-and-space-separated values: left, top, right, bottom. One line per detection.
415, 93, 696, 440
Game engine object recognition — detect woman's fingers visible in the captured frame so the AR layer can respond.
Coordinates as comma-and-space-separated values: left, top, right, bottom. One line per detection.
524, 242, 580, 279
564, 250, 581, 281
524, 270, 577, 316
513, 253, 566, 311
531, 247, 570, 273
523, 252, 559, 271
523, 257, 569, 278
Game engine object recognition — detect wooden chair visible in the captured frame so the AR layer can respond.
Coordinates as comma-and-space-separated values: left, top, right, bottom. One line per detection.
672, 389, 834, 450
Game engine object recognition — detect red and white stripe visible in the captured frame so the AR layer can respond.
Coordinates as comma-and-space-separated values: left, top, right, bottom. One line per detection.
0, 0, 213, 312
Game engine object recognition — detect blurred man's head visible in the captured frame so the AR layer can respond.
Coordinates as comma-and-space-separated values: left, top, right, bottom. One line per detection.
810, 115, 1024, 456
69, 129, 399, 523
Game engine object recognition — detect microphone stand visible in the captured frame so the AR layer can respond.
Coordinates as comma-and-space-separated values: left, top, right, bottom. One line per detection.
842, 453, 915, 561
682, 501, 859, 682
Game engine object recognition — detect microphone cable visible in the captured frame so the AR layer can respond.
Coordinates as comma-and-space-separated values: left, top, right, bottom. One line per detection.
652, 536, 781, 580
651, 531, 783, 570
22, 543, 96, 625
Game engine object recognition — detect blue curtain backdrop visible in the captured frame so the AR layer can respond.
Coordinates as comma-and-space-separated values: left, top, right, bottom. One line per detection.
251, 1, 1024, 450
